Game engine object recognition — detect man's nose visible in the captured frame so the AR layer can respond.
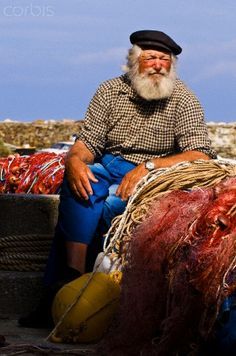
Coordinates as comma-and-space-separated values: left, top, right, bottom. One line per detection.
152, 59, 162, 70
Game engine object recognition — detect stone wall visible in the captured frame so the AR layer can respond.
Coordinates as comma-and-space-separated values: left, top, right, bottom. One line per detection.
207, 123, 236, 159
0, 120, 235, 159
0, 120, 82, 149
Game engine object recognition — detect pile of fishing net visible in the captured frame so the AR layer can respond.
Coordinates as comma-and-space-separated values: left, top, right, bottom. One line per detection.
0, 152, 65, 194
99, 160, 236, 355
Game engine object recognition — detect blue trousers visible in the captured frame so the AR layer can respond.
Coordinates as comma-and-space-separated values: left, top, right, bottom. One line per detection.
44, 154, 136, 285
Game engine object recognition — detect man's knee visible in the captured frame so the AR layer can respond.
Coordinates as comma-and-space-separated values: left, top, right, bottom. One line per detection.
102, 185, 127, 228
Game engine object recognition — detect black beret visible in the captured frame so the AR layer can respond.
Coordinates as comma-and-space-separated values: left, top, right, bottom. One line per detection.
130, 30, 182, 55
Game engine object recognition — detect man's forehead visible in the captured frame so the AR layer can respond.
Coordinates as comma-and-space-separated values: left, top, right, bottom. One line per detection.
141, 49, 171, 57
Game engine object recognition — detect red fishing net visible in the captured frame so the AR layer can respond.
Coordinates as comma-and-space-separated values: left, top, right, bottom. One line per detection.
101, 177, 236, 355
0, 152, 65, 194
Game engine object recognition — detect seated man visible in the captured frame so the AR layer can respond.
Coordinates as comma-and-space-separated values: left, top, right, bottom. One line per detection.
19, 29, 216, 328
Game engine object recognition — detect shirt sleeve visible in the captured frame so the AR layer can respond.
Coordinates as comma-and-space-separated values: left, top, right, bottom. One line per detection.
174, 94, 217, 159
76, 84, 110, 157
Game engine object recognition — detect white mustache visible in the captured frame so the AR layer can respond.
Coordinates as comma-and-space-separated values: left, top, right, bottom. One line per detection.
147, 68, 168, 76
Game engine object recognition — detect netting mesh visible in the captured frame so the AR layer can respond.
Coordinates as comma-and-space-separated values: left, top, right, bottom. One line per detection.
98, 160, 236, 355
104, 159, 236, 268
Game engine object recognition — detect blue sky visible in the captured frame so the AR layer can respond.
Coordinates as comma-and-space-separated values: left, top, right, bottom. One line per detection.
0, 0, 235, 122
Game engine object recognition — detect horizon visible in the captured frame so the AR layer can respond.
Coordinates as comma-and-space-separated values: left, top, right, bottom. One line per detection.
1, 118, 236, 126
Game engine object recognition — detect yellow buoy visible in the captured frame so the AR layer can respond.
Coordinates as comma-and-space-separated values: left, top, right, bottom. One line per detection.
51, 271, 122, 343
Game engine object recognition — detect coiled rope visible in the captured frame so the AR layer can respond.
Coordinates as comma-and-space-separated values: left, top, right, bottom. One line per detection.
0, 234, 53, 271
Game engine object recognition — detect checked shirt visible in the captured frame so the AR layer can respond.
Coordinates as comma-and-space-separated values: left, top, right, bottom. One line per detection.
77, 74, 216, 164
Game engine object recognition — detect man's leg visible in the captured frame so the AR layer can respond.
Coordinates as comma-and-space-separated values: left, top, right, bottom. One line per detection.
100, 154, 137, 231
66, 241, 87, 274
64, 155, 137, 274
43, 161, 114, 286
84, 184, 128, 271
102, 184, 128, 233
57, 154, 136, 277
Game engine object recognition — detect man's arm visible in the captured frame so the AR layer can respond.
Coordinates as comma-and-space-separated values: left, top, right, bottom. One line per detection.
152, 149, 209, 169
65, 83, 111, 200
116, 150, 209, 201
65, 140, 98, 200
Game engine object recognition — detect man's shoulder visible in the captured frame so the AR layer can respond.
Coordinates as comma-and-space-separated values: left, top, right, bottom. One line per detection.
174, 79, 198, 98
169, 79, 203, 114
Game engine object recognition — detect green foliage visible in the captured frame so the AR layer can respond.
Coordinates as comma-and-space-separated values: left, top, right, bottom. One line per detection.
0, 139, 12, 157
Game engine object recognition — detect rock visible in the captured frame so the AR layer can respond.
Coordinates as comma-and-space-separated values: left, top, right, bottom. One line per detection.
207, 123, 236, 159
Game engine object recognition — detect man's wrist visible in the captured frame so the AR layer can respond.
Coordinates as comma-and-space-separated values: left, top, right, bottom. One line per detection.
144, 160, 155, 171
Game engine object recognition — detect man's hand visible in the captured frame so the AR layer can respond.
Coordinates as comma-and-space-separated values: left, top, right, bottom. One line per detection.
65, 140, 97, 200
115, 150, 210, 201
116, 163, 147, 201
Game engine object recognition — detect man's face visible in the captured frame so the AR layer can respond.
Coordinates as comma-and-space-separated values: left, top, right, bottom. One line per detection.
127, 46, 176, 100
138, 49, 172, 81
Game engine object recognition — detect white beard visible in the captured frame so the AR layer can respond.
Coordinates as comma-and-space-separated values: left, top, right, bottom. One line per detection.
128, 64, 176, 100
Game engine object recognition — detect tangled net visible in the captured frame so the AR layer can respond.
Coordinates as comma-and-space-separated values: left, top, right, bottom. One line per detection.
104, 159, 236, 268
0, 152, 65, 194
99, 159, 236, 355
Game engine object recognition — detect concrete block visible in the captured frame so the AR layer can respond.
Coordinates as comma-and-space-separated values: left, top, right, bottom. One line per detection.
0, 194, 60, 316
0, 193, 59, 236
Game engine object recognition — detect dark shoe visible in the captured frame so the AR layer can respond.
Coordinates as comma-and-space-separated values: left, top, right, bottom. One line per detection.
18, 309, 53, 329
18, 266, 81, 329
